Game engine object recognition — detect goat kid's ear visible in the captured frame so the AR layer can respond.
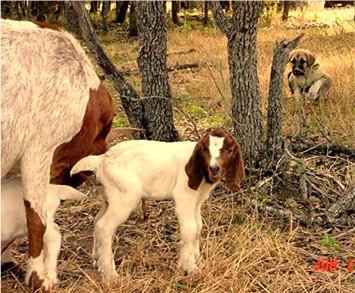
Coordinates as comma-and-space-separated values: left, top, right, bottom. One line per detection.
225, 142, 245, 192
185, 142, 205, 191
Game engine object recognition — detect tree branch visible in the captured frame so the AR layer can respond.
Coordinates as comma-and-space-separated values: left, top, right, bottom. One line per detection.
266, 34, 304, 167
210, 1, 232, 37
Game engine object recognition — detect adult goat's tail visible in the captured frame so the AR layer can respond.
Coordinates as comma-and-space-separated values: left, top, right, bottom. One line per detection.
70, 155, 102, 176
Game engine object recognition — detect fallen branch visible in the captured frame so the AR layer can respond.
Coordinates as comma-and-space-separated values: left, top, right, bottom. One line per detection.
292, 142, 355, 159
327, 185, 355, 223
167, 48, 197, 56
122, 62, 200, 75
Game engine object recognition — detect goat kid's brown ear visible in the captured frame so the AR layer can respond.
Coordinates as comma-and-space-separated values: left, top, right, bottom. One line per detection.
185, 142, 205, 190
225, 142, 245, 192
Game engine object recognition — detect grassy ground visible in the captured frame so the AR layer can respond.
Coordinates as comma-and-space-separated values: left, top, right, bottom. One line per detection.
2, 6, 354, 293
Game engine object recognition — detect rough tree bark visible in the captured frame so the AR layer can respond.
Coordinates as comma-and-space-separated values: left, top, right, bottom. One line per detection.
211, 1, 264, 167
70, 1, 144, 134
266, 34, 304, 169
136, 1, 179, 141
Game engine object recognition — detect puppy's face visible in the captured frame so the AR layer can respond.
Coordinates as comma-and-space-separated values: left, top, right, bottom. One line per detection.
289, 49, 316, 77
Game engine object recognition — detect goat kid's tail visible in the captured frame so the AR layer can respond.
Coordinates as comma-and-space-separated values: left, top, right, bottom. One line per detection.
70, 155, 102, 176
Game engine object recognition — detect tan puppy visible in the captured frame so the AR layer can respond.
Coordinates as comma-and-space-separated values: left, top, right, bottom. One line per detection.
288, 49, 332, 101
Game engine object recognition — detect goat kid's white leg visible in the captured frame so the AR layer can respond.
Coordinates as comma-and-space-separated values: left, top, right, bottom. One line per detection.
193, 203, 204, 263
93, 195, 139, 282
175, 199, 200, 275
22, 151, 59, 291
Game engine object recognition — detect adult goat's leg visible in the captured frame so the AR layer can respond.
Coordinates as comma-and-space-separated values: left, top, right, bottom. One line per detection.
21, 150, 58, 292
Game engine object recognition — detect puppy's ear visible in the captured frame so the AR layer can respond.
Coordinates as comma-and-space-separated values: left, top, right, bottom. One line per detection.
305, 51, 316, 66
225, 141, 245, 192
185, 141, 206, 190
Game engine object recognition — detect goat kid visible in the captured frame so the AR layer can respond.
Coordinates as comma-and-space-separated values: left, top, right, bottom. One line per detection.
71, 129, 245, 280
1, 178, 86, 280
1, 19, 109, 290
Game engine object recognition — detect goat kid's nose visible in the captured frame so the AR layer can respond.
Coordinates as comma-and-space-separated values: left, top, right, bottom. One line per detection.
209, 165, 220, 174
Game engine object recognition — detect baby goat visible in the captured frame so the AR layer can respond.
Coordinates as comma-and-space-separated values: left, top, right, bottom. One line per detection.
71, 129, 245, 280
1, 178, 86, 280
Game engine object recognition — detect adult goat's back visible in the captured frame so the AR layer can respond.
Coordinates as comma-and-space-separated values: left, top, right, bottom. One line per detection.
1, 19, 104, 291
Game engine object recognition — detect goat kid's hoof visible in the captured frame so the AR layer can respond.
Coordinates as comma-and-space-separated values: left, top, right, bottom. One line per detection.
26, 271, 59, 293
182, 265, 201, 276
100, 270, 119, 283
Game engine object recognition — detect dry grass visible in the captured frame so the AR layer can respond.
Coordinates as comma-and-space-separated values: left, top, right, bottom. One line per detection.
2, 6, 355, 293
3, 181, 354, 293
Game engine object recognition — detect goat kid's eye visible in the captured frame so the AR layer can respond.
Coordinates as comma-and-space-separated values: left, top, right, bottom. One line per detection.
227, 149, 234, 156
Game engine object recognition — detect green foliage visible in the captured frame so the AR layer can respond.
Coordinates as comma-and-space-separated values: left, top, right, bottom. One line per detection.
321, 233, 342, 251
112, 116, 126, 128
231, 213, 247, 225
190, 104, 208, 119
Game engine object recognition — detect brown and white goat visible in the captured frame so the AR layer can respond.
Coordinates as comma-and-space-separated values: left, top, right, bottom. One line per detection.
71, 129, 245, 280
1, 19, 113, 291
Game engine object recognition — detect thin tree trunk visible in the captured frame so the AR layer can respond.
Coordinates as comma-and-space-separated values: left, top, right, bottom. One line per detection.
102, 1, 110, 33
203, 1, 209, 25
211, 1, 263, 167
116, 1, 129, 23
90, 1, 99, 14
136, 1, 179, 141
128, 2, 138, 36
282, 1, 290, 21
266, 34, 304, 169
172, 1, 181, 25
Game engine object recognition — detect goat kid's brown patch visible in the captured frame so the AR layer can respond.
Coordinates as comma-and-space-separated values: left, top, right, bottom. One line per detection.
208, 130, 245, 191
24, 200, 46, 259
185, 133, 211, 190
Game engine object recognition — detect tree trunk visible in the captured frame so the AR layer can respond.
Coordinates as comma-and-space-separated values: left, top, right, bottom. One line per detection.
172, 1, 181, 25
90, 1, 99, 14
211, 1, 263, 167
102, 1, 110, 33
282, 1, 290, 21
128, 2, 138, 37
136, 1, 179, 141
116, 1, 129, 23
266, 34, 304, 169
203, 1, 209, 25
